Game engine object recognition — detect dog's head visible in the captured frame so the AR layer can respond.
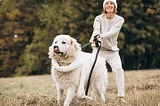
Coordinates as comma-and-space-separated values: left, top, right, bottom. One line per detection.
48, 34, 81, 59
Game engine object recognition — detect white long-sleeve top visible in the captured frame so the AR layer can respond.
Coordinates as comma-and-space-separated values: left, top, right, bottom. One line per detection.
90, 13, 124, 51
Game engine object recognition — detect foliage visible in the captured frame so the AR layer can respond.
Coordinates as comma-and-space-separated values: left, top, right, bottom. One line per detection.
15, 29, 51, 76
119, 0, 160, 69
0, 0, 42, 77
38, 0, 101, 51
0, 0, 160, 77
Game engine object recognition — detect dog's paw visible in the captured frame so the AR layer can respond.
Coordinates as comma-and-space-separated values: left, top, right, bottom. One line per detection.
81, 95, 94, 100
77, 90, 85, 97
57, 99, 62, 106
57, 100, 60, 105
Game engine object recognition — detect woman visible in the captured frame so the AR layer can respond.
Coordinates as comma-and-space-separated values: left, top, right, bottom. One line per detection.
89, 0, 126, 102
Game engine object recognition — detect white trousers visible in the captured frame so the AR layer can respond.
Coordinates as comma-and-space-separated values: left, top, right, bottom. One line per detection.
92, 48, 125, 97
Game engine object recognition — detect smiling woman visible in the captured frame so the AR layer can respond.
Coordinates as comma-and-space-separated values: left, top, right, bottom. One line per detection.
89, 0, 125, 103
103, 0, 117, 14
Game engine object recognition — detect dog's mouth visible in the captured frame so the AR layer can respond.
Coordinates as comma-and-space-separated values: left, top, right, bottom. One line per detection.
53, 46, 63, 55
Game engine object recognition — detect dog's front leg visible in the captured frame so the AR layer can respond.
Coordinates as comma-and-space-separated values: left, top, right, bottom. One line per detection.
64, 87, 76, 106
77, 65, 86, 97
77, 76, 93, 100
57, 86, 64, 105
77, 74, 85, 97
77, 65, 93, 100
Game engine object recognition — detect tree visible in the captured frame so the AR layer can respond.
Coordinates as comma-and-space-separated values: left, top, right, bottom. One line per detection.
119, 0, 160, 69
0, 0, 42, 77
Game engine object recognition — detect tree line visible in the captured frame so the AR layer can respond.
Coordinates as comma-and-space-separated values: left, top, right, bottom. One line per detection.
0, 0, 159, 77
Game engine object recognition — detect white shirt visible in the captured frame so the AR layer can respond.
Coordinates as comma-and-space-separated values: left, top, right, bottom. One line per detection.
90, 13, 124, 51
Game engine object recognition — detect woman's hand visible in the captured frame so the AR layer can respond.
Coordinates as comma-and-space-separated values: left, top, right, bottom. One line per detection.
96, 35, 103, 42
89, 34, 103, 44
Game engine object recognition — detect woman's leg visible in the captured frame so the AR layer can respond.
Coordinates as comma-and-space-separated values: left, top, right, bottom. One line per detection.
107, 52, 125, 97
92, 49, 125, 97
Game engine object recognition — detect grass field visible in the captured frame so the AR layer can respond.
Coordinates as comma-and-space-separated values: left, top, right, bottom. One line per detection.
0, 70, 160, 106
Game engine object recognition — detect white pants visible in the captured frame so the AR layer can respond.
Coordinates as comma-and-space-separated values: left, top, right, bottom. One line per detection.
92, 48, 125, 97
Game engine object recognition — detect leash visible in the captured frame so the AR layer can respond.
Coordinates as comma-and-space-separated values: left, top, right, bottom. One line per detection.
81, 42, 91, 49
81, 35, 100, 49
85, 35, 101, 95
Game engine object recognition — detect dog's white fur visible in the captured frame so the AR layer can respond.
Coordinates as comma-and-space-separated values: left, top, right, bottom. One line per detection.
48, 35, 108, 106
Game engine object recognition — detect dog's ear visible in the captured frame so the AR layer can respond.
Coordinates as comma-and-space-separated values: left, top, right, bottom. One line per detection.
70, 37, 81, 50
65, 37, 81, 57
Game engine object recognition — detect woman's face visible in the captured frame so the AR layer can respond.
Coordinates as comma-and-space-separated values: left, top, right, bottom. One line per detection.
104, 1, 115, 13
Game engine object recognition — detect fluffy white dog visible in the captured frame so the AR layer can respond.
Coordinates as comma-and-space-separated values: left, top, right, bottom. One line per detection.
48, 34, 108, 106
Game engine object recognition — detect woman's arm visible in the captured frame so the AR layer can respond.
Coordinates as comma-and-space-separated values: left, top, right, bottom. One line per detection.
89, 17, 101, 43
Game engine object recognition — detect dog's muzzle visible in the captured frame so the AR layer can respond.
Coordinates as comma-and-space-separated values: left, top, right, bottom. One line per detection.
53, 46, 63, 54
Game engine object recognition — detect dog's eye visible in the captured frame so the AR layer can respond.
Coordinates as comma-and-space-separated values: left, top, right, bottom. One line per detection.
62, 41, 66, 44
55, 41, 57, 44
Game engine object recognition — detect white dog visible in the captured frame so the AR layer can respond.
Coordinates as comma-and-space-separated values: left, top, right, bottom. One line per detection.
48, 35, 108, 106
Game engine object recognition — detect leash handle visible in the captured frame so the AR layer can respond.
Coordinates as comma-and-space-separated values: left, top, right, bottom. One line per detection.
81, 34, 101, 49
94, 35, 101, 48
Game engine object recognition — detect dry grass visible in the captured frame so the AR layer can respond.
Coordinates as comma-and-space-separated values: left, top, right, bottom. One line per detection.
0, 70, 160, 106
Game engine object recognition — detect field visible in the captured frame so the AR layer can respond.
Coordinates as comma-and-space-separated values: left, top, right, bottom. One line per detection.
0, 70, 160, 106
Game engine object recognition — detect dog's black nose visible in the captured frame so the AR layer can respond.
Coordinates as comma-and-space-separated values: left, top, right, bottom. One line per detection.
54, 46, 59, 49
